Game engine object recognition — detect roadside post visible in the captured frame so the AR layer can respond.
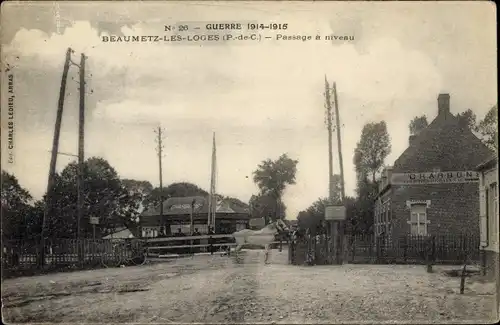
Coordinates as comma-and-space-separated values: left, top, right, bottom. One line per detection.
89, 216, 99, 260
325, 205, 346, 265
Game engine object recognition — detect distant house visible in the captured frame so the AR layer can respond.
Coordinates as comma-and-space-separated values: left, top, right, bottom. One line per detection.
249, 217, 266, 230
102, 227, 135, 239
140, 196, 251, 237
374, 93, 493, 243
477, 156, 498, 283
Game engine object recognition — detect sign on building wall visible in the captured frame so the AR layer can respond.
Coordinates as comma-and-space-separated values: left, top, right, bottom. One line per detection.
170, 203, 203, 211
325, 205, 346, 221
390, 170, 479, 185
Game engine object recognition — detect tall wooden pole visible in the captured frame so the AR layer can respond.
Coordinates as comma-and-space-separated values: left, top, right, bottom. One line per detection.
332, 82, 346, 264
208, 132, 217, 230
156, 127, 164, 223
324, 76, 337, 264
324, 76, 335, 202
77, 54, 86, 240
77, 53, 86, 262
190, 200, 195, 235
332, 82, 345, 201
39, 48, 72, 267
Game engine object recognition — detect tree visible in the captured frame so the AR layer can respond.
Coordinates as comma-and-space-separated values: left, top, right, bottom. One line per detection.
343, 196, 358, 234
457, 109, 478, 131
46, 157, 141, 238
353, 121, 391, 183
477, 104, 498, 151
304, 197, 330, 230
409, 115, 428, 135
352, 177, 378, 234
298, 194, 358, 234
296, 210, 311, 230
249, 193, 286, 222
1, 171, 34, 239
122, 179, 153, 211
223, 196, 249, 209
122, 179, 153, 198
143, 182, 208, 210
252, 153, 298, 219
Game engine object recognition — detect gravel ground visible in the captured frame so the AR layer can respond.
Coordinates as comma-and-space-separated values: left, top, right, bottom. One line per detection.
2, 249, 497, 324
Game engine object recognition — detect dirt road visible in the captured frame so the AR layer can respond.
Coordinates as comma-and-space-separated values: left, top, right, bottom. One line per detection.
2, 249, 497, 323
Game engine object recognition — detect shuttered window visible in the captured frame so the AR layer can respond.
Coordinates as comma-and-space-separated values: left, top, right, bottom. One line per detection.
480, 186, 488, 246
488, 183, 497, 246
170, 224, 209, 235
409, 204, 428, 236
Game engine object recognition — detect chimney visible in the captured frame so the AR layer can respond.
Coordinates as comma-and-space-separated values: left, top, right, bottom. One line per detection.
438, 93, 450, 117
409, 134, 417, 146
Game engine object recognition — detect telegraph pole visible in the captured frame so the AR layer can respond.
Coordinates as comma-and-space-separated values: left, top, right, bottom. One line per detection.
332, 82, 345, 201
155, 127, 165, 224
324, 75, 343, 265
39, 48, 72, 268
76, 53, 86, 262
332, 81, 346, 264
324, 76, 335, 202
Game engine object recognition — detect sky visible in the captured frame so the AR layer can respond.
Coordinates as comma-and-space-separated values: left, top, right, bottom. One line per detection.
1, 1, 497, 219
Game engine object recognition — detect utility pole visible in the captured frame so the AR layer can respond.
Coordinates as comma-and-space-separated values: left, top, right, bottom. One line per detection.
332, 82, 345, 201
324, 75, 342, 265
155, 127, 165, 231
332, 81, 346, 265
324, 76, 335, 203
76, 53, 86, 263
39, 48, 72, 268
208, 132, 217, 229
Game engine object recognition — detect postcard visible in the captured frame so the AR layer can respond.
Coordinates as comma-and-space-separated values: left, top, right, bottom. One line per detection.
1, 1, 498, 323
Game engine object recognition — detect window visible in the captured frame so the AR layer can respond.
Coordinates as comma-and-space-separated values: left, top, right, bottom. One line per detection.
487, 183, 497, 245
490, 183, 498, 219
409, 204, 428, 236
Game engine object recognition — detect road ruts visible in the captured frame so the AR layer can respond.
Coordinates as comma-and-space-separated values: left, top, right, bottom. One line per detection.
202, 250, 263, 323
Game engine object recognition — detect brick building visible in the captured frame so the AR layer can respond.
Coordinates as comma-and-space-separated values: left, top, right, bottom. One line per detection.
374, 93, 493, 242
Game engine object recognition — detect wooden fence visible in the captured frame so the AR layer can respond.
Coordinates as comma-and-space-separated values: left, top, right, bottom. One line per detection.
1, 234, 284, 275
145, 233, 285, 257
290, 233, 480, 266
2, 238, 145, 272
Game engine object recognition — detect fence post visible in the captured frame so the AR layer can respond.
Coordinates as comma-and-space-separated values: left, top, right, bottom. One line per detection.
460, 260, 467, 294
369, 235, 374, 263
375, 236, 380, 263
426, 235, 434, 273
351, 235, 356, 263
288, 238, 292, 264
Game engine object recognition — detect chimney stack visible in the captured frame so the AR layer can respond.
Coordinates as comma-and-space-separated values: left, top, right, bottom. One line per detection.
438, 93, 450, 117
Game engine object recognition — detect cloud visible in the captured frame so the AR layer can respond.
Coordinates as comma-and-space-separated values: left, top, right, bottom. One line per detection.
3, 13, 484, 220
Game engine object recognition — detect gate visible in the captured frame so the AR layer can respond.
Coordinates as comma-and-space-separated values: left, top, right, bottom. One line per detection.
289, 233, 339, 265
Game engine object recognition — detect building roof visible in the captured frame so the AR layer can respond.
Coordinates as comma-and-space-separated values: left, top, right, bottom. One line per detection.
393, 111, 493, 172
476, 156, 498, 171
141, 196, 250, 217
